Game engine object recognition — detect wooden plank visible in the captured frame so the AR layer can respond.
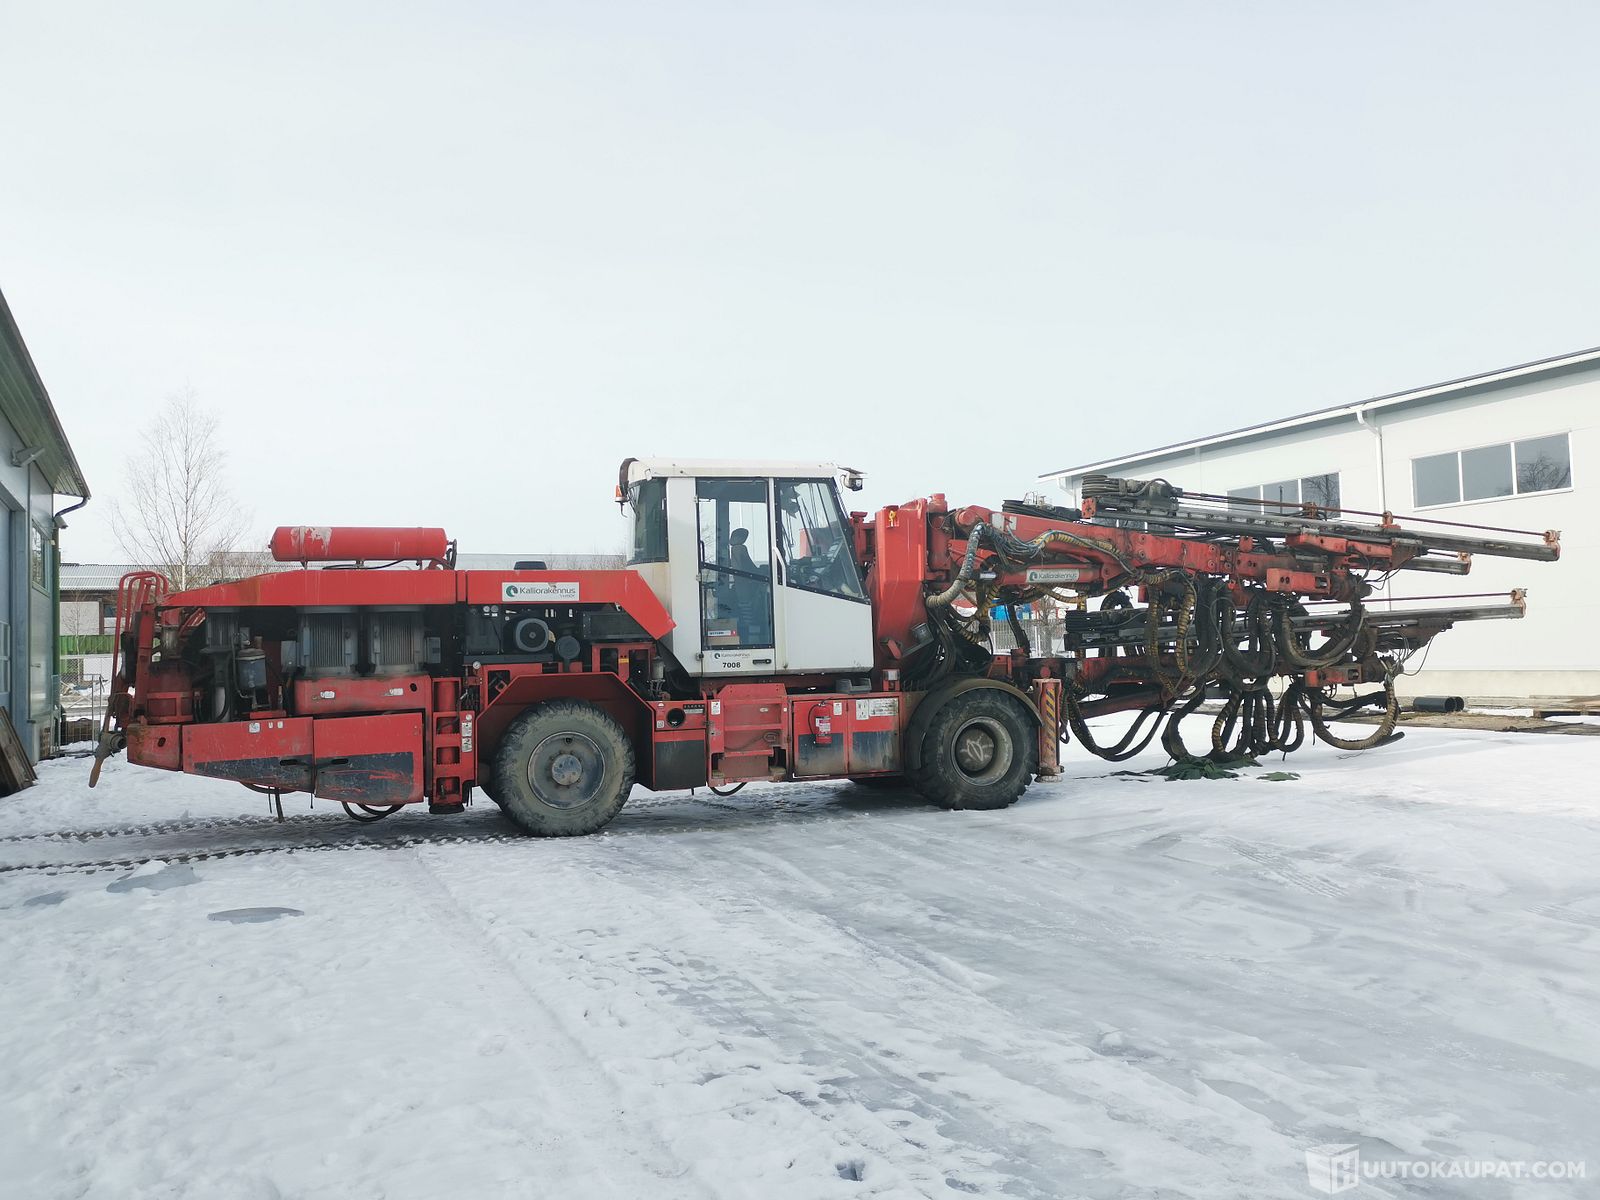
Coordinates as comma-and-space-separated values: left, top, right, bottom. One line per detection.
0, 707, 37, 795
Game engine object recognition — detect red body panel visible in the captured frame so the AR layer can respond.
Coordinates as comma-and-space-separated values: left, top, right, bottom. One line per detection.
165, 569, 675, 643
167, 569, 461, 609
126, 723, 181, 771
182, 718, 315, 793
312, 713, 424, 805
707, 684, 789, 782
459, 572, 675, 641
790, 693, 903, 778
292, 675, 431, 716
864, 499, 937, 667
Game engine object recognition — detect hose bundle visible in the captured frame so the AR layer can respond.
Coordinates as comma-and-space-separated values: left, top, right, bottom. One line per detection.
922, 514, 1403, 769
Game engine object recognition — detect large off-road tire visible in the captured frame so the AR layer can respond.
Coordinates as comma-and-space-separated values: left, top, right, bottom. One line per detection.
492, 701, 636, 836
907, 690, 1038, 811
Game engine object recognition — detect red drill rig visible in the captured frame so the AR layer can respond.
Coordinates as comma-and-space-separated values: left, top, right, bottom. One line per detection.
89, 458, 1559, 835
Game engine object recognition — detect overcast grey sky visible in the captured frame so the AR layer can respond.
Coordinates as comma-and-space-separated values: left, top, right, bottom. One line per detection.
4, 1, 1598, 562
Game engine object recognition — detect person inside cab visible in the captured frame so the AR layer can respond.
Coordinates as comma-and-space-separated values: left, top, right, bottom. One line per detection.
722, 528, 770, 645
727, 528, 759, 576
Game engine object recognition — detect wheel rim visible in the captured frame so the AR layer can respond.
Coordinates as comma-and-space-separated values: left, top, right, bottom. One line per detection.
527, 731, 605, 809
952, 716, 1014, 785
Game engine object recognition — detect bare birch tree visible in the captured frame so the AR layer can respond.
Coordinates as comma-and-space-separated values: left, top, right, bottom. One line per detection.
112, 391, 252, 589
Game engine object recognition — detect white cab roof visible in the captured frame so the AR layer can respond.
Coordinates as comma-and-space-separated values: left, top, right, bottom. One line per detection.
623, 457, 861, 484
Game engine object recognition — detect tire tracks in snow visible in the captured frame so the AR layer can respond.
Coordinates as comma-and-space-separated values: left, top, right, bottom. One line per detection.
398, 846, 724, 1200
0, 787, 907, 875
783, 819, 1313, 1193
0, 822, 522, 874
486, 833, 1280, 1198
859, 807, 1600, 1167
419, 840, 1018, 1198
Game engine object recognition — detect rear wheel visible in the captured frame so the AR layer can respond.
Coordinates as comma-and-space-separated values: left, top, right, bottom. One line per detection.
907, 690, 1037, 811
492, 701, 635, 836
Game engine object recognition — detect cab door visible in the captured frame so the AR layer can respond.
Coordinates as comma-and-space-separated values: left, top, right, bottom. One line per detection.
692, 478, 777, 675
773, 479, 874, 673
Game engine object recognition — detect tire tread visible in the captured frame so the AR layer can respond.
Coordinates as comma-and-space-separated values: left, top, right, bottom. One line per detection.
492, 700, 635, 836
906, 690, 1038, 811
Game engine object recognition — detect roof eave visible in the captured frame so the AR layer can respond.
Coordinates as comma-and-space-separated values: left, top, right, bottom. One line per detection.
1039, 344, 1600, 481
0, 287, 90, 500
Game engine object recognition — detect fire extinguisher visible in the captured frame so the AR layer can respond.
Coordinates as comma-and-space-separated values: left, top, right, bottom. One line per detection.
808, 705, 833, 746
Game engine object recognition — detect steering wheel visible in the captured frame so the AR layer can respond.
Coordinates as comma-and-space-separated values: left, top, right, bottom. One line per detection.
809, 540, 849, 590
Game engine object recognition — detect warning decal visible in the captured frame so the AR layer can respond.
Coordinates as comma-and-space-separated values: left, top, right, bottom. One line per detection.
855, 697, 899, 720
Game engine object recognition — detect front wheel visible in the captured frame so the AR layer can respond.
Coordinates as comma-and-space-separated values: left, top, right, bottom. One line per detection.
492, 701, 636, 836
907, 691, 1038, 811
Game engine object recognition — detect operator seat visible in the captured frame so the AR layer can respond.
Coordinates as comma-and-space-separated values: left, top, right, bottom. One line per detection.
726, 529, 769, 645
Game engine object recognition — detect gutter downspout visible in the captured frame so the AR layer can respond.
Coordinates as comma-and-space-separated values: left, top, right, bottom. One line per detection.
52, 495, 90, 751
1355, 406, 1387, 515
1355, 407, 1391, 612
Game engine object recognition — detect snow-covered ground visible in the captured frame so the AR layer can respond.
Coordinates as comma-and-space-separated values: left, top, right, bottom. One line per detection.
3, 727, 1599, 1199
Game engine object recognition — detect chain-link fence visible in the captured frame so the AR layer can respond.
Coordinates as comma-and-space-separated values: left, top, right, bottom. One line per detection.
987, 609, 1071, 656
60, 637, 114, 745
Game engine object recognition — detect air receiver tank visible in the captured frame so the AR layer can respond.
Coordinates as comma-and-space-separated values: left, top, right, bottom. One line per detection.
269, 526, 450, 565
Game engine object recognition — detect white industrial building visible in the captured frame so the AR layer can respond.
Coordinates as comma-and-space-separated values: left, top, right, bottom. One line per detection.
1041, 348, 1597, 700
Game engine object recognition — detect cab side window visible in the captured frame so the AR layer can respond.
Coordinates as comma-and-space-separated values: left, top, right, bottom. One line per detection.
628, 477, 668, 564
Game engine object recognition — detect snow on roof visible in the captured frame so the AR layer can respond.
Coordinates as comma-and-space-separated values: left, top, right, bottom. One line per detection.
1040, 344, 1600, 481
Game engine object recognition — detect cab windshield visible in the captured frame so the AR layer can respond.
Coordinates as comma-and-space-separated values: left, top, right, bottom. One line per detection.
776, 479, 864, 600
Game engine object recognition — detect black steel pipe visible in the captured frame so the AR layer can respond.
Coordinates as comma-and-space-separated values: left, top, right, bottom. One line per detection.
1410, 695, 1465, 713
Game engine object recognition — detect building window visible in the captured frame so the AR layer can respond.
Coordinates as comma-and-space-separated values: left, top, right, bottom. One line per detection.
1515, 433, 1573, 493
1226, 472, 1341, 515
1460, 443, 1512, 501
29, 524, 49, 594
1226, 486, 1256, 514
1262, 480, 1298, 509
1301, 472, 1341, 510
1412, 434, 1571, 508
1413, 451, 1460, 507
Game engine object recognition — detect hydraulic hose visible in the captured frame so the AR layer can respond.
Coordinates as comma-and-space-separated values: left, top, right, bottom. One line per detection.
1308, 677, 1400, 750
1066, 696, 1169, 761
1160, 687, 1210, 761
926, 522, 987, 608
1277, 596, 1366, 670
1218, 591, 1277, 681
1143, 570, 1197, 691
